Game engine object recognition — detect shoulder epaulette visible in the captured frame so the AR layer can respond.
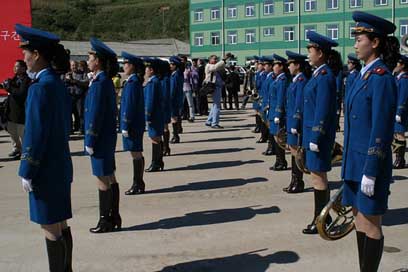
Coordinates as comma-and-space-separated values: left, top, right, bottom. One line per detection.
372, 67, 386, 76
320, 69, 327, 75
297, 76, 304, 82
402, 75, 408, 79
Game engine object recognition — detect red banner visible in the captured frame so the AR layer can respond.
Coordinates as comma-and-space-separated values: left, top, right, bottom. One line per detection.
0, 0, 32, 87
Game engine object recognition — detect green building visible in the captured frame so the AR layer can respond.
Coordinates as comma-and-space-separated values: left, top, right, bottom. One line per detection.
189, 0, 408, 64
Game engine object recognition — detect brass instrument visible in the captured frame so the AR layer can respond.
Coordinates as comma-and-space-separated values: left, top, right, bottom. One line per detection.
276, 127, 288, 150
246, 89, 260, 101
316, 186, 355, 240
392, 137, 405, 153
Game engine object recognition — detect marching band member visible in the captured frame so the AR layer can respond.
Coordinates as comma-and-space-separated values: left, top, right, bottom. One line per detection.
393, 54, 408, 169
284, 50, 310, 193
85, 38, 121, 233
120, 52, 146, 195
342, 11, 399, 271
269, 54, 288, 171
144, 58, 165, 172
169, 56, 183, 143
302, 31, 341, 235
16, 23, 74, 271
256, 58, 269, 144
159, 60, 172, 156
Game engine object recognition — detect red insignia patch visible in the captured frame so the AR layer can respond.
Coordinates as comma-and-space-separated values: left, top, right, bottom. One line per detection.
320, 69, 327, 75
372, 67, 386, 75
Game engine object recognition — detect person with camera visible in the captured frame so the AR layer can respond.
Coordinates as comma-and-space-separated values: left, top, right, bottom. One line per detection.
2, 60, 31, 159
204, 53, 233, 129
225, 65, 240, 110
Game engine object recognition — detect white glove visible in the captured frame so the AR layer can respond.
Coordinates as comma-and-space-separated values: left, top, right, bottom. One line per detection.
291, 128, 298, 135
396, 115, 402, 123
122, 130, 129, 137
85, 146, 94, 156
309, 142, 319, 152
361, 175, 376, 197
274, 117, 280, 124
21, 178, 33, 193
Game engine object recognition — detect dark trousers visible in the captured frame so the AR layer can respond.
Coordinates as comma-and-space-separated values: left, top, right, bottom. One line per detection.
227, 90, 239, 110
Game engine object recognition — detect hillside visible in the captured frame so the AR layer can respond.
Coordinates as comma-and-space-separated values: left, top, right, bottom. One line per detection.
31, 0, 189, 42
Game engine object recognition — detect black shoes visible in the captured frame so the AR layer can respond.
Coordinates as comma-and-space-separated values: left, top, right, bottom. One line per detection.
284, 156, 305, 193
163, 131, 171, 156
302, 188, 330, 235
211, 125, 224, 129
90, 189, 114, 233
171, 123, 180, 144
145, 143, 164, 172
8, 150, 21, 159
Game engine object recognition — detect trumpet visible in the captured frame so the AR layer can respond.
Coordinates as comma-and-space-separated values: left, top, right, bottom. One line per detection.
246, 89, 260, 101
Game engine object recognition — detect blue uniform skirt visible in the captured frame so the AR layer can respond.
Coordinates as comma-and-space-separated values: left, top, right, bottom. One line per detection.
29, 181, 72, 224
305, 145, 332, 172
148, 122, 164, 138
342, 180, 390, 216
394, 122, 407, 133
122, 133, 144, 152
91, 153, 116, 176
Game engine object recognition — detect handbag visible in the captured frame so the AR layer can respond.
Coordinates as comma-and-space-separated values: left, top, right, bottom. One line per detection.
199, 72, 215, 96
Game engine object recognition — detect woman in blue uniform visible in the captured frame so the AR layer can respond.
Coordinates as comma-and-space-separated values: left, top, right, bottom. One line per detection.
160, 60, 172, 156
345, 53, 361, 98
120, 52, 146, 195
169, 56, 184, 144
302, 31, 341, 235
85, 38, 121, 233
144, 58, 165, 172
342, 11, 399, 271
269, 54, 288, 171
393, 55, 408, 169
284, 50, 311, 193
256, 59, 269, 144
16, 24, 74, 271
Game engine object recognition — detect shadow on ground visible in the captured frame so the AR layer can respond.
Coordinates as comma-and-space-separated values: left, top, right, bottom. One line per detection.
383, 207, 408, 226
167, 160, 263, 171
182, 136, 255, 144
173, 147, 254, 156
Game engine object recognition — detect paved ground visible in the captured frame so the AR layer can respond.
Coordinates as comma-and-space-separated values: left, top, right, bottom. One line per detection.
0, 110, 407, 272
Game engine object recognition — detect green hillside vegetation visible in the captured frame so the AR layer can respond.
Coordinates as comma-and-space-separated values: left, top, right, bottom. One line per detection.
31, 0, 189, 41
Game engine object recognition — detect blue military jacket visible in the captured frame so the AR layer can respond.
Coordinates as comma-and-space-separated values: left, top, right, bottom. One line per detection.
19, 68, 73, 186
395, 72, 408, 132
268, 73, 287, 134
287, 73, 308, 133
170, 69, 183, 117
302, 64, 337, 148
144, 75, 163, 125
84, 71, 117, 155
261, 72, 274, 111
345, 69, 359, 99
120, 74, 145, 134
342, 59, 397, 182
161, 74, 171, 123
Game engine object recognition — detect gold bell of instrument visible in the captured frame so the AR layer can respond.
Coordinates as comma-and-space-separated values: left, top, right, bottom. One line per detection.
316, 186, 355, 241
276, 127, 288, 150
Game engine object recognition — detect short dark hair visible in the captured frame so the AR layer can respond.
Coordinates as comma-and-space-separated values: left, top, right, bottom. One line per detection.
15, 60, 27, 69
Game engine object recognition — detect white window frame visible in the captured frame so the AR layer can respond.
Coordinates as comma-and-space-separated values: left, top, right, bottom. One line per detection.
227, 6, 237, 18
263, 27, 275, 37
227, 31, 238, 45
327, 0, 339, 9
304, 25, 316, 41
349, 23, 356, 39
327, 24, 339, 40
210, 7, 220, 21
284, 0, 295, 13
284, 27, 295, 42
401, 20, 408, 36
264, 1, 274, 15
245, 30, 256, 44
194, 33, 204, 46
374, 0, 388, 6
305, 0, 317, 11
350, 0, 362, 8
245, 3, 255, 17
402, 0, 408, 4
211, 32, 220, 45
194, 9, 203, 22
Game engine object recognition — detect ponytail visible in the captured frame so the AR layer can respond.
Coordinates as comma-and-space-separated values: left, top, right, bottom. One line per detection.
326, 49, 343, 76
382, 36, 400, 71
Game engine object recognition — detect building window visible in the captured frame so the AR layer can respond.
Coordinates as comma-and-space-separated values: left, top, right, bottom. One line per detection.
349, 23, 356, 39
210, 7, 220, 20
227, 31, 238, 44
227, 6, 237, 18
350, 0, 362, 8
304, 25, 316, 41
263, 27, 275, 36
284, 0, 295, 13
246, 29, 256, 43
327, 24, 339, 40
327, 0, 339, 9
264, 1, 274, 15
284, 27, 295, 42
245, 3, 255, 17
194, 33, 203, 46
401, 20, 408, 36
194, 9, 203, 22
211, 32, 220, 45
374, 0, 388, 5
305, 0, 317, 11
402, 0, 408, 4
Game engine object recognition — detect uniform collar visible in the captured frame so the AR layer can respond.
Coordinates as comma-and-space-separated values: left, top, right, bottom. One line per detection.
275, 72, 285, 80
313, 64, 327, 77
94, 71, 105, 80
292, 73, 302, 82
127, 73, 137, 81
35, 67, 51, 80
360, 57, 380, 78
397, 71, 407, 80
266, 72, 273, 78
147, 75, 157, 83
349, 69, 356, 74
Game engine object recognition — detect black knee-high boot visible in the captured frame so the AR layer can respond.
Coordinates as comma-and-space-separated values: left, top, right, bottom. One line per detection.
61, 227, 73, 272
287, 156, 305, 193
145, 143, 164, 172
302, 188, 330, 234
362, 236, 384, 272
178, 118, 183, 134
163, 130, 171, 156
126, 157, 146, 195
252, 115, 261, 133
393, 139, 406, 169
270, 144, 287, 171
171, 123, 180, 143
356, 231, 366, 271
45, 236, 67, 272
110, 183, 122, 230
90, 189, 113, 233
263, 134, 276, 156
